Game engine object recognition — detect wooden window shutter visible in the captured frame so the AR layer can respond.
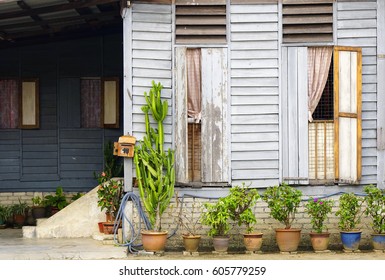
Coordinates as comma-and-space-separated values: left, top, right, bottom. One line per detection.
282, 0, 333, 43
334, 46, 362, 183
175, 0, 227, 45
281, 46, 309, 185
175, 47, 189, 183
201, 48, 228, 183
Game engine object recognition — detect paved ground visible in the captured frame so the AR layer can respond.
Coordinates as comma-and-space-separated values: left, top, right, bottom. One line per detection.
0, 228, 384, 260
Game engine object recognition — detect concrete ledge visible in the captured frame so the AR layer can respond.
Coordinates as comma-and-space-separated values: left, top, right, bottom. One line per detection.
28, 186, 107, 238
22, 226, 36, 238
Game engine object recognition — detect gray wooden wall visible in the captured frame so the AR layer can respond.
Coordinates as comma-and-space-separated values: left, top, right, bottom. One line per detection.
126, 0, 380, 189
0, 34, 123, 192
230, 3, 280, 187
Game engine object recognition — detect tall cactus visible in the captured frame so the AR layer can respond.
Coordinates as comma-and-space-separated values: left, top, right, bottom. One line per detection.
134, 81, 175, 232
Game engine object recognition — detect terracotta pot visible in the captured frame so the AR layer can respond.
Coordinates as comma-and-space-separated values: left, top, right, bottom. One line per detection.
141, 230, 168, 252
98, 222, 105, 233
212, 236, 229, 252
309, 232, 330, 251
103, 222, 115, 234
182, 235, 201, 252
275, 228, 301, 252
372, 233, 385, 251
13, 214, 25, 228
243, 232, 263, 252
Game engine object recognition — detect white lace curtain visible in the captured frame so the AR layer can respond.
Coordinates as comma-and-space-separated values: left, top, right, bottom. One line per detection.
186, 48, 202, 123
307, 47, 333, 122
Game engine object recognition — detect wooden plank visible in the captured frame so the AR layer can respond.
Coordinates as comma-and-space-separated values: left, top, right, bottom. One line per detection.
132, 12, 172, 24
281, 46, 289, 182
232, 151, 278, 161
232, 160, 278, 170
283, 0, 333, 4
176, 6, 226, 15
132, 22, 171, 32
232, 124, 278, 133
231, 0, 278, 4
176, 16, 226, 25
297, 47, 309, 184
283, 15, 333, 24
176, 0, 226, 5
175, 37, 227, 45
283, 24, 332, 34
231, 41, 278, 51
231, 132, 278, 142
201, 48, 228, 183
287, 47, 299, 181
176, 26, 226, 36
59, 78, 81, 128
230, 13, 278, 23
230, 4, 278, 13
377, 0, 385, 188
174, 47, 189, 183
231, 32, 278, 41
132, 31, 172, 42
283, 5, 333, 15
232, 141, 279, 151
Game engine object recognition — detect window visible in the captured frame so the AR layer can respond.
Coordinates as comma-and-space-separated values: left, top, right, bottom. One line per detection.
0, 78, 39, 129
281, 46, 362, 185
175, 0, 227, 45
175, 47, 228, 185
80, 77, 120, 128
282, 0, 333, 43
0, 79, 19, 129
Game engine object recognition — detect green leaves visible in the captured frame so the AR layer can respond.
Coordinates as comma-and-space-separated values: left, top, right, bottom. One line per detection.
200, 183, 261, 236
335, 193, 363, 231
134, 81, 175, 232
364, 185, 385, 234
262, 183, 302, 229
305, 197, 334, 233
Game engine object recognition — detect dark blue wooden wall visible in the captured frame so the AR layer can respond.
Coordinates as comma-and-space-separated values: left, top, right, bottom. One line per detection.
0, 34, 123, 192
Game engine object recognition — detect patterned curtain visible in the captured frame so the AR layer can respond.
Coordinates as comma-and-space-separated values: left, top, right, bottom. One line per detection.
0, 79, 19, 129
81, 79, 101, 128
186, 48, 202, 122
308, 47, 333, 122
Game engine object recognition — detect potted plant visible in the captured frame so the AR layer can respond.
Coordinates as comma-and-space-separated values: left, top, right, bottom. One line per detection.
11, 199, 29, 228
200, 198, 231, 253
178, 199, 202, 253
43, 186, 69, 216
363, 185, 385, 251
226, 183, 263, 252
305, 197, 334, 251
31, 195, 46, 220
97, 178, 123, 234
262, 183, 303, 252
0, 205, 11, 229
134, 81, 175, 252
335, 193, 363, 251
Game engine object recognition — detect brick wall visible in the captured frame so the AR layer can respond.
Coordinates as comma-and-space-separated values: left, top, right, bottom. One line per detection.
131, 195, 373, 252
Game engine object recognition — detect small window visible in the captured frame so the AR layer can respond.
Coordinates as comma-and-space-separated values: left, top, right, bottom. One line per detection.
175, 0, 227, 45
282, 0, 333, 43
80, 77, 120, 129
0, 79, 19, 129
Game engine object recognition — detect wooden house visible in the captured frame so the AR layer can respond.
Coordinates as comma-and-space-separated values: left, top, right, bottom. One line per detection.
0, 0, 384, 196
122, 0, 385, 195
